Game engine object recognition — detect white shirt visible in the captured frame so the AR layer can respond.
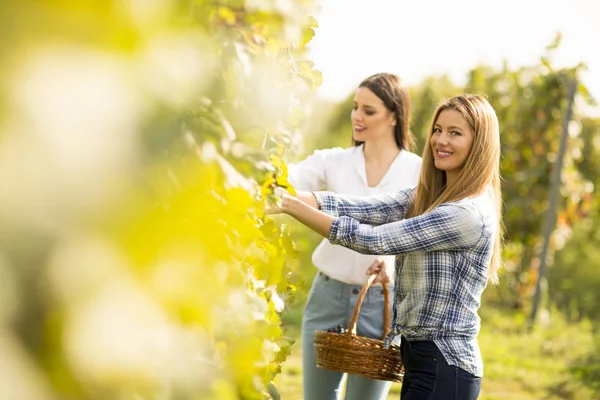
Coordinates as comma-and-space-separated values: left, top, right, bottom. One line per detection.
287, 144, 422, 285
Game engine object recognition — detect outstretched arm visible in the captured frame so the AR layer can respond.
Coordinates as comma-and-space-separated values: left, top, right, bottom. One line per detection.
275, 190, 334, 238
312, 187, 415, 225
329, 203, 486, 255
270, 186, 416, 240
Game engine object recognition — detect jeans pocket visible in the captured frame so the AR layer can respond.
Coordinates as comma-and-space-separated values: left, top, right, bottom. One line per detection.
454, 366, 482, 400
409, 340, 438, 361
455, 366, 479, 380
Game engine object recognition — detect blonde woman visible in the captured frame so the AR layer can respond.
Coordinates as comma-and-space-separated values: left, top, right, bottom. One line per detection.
287, 73, 422, 400
272, 95, 502, 399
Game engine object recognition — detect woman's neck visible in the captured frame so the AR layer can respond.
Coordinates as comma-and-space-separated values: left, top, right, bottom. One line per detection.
362, 141, 401, 166
445, 170, 458, 188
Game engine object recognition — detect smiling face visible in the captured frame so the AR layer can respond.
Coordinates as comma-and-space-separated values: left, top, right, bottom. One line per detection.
351, 87, 396, 145
430, 108, 475, 184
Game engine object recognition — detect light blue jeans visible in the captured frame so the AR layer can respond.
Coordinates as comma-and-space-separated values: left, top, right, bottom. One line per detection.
302, 271, 393, 400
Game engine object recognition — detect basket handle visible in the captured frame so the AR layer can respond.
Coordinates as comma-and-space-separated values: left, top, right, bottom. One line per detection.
347, 273, 391, 341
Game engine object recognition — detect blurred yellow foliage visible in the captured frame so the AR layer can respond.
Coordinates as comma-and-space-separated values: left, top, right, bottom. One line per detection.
0, 0, 319, 398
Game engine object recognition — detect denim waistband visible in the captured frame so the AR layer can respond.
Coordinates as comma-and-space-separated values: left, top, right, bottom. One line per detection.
317, 271, 393, 294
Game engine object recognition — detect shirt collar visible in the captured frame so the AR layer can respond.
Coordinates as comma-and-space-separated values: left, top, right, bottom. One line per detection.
352, 144, 405, 188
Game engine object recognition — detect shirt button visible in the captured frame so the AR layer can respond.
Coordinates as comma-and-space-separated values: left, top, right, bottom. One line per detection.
324, 276, 330, 281
352, 289, 359, 295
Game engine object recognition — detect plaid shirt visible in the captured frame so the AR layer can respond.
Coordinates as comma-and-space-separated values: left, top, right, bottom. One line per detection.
313, 187, 497, 377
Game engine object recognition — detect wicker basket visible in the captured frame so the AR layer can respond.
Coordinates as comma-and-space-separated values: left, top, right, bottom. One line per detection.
314, 274, 404, 382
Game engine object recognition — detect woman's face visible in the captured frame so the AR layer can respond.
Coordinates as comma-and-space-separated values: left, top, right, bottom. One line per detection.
430, 109, 474, 179
351, 87, 396, 144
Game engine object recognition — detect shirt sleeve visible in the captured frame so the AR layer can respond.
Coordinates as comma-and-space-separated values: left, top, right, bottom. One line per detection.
328, 203, 484, 255
313, 187, 415, 226
287, 148, 342, 191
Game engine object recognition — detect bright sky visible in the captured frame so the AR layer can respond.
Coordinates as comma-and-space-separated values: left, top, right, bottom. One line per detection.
307, 0, 599, 114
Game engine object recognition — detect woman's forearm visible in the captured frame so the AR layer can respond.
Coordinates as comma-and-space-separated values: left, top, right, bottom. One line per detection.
284, 194, 334, 238
295, 191, 319, 209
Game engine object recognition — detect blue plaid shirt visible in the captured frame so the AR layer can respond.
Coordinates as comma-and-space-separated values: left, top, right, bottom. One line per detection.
313, 187, 497, 377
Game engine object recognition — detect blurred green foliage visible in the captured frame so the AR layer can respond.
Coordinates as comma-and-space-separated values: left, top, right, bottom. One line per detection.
0, 0, 321, 399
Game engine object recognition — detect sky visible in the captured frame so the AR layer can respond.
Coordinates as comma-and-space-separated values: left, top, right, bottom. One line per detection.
307, 0, 600, 114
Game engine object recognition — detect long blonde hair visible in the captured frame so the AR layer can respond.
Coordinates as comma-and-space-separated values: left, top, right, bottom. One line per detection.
406, 94, 503, 283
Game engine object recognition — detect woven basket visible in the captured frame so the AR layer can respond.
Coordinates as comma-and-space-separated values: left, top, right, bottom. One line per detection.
314, 274, 404, 382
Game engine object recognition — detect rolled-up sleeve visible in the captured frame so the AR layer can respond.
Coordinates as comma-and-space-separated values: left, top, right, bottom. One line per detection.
313, 187, 415, 226
329, 203, 485, 255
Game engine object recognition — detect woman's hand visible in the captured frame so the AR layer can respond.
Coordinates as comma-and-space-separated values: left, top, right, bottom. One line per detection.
264, 187, 334, 239
266, 187, 319, 215
265, 187, 298, 215
366, 258, 391, 285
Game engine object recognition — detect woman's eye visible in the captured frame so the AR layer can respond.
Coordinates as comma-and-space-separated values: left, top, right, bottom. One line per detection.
451, 131, 462, 136
432, 128, 441, 134
365, 111, 374, 116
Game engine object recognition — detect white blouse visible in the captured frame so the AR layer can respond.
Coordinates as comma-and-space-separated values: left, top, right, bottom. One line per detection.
287, 144, 422, 285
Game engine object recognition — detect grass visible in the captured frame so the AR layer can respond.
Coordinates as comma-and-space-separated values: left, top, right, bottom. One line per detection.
475, 309, 597, 400
277, 304, 599, 400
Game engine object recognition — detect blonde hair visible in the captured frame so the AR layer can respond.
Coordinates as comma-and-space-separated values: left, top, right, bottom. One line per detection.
406, 94, 503, 283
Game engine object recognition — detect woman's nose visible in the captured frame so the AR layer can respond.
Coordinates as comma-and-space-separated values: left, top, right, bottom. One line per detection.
437, 132, 449, 145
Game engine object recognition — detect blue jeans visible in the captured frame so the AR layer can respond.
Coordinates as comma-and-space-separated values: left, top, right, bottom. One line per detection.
400, 339, 481, 400
302, 272, 393, 400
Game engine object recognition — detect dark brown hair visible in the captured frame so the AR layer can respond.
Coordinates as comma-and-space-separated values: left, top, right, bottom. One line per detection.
353, 73, 415, 152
